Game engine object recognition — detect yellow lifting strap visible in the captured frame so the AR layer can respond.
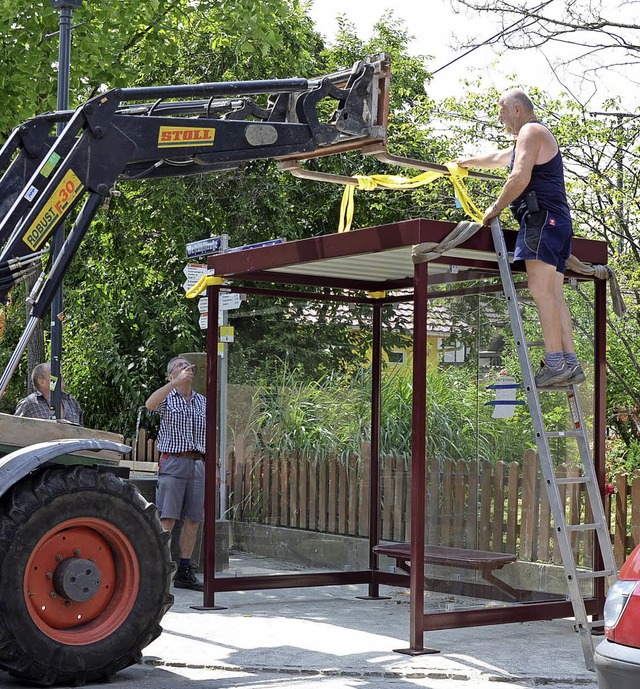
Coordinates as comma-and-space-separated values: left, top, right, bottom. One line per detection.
338, 162, 484, 233
185, 274, 225, 299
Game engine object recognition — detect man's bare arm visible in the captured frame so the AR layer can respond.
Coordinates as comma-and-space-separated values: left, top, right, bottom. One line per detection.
456, 147, 513, 169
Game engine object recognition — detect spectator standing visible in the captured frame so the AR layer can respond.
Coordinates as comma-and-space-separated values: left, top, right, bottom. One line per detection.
146, 356, 206, 591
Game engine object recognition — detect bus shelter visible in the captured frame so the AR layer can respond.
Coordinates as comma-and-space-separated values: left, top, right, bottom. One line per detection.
199, 218, 608, 654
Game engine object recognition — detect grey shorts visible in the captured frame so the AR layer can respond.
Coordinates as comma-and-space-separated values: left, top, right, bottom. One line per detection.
156, 454, 205, 522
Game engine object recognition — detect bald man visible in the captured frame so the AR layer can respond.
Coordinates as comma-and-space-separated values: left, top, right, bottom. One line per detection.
457, 88, 585, 388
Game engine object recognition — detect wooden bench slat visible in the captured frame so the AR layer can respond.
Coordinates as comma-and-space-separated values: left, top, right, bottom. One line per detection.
373, 543, 516, 570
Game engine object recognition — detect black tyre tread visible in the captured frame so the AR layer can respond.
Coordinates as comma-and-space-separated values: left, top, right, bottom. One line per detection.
0, 465, 174, 686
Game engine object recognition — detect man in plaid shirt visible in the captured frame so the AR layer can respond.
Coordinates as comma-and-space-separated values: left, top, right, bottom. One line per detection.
146, 356, 206, 591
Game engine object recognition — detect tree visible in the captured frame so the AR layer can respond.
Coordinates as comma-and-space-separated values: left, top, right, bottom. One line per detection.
0, 0, 326, 429
450, 0, 640, 97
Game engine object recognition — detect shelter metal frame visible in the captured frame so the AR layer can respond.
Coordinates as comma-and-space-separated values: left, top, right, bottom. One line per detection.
199, 218, 608, 653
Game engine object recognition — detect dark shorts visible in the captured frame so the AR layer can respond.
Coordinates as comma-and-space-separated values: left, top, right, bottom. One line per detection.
513, 209, 572, 273
156, 454, 205, 522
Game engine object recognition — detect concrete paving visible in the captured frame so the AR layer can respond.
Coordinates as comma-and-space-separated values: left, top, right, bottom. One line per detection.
2, 552, 600, 688
136, 584, 598, 688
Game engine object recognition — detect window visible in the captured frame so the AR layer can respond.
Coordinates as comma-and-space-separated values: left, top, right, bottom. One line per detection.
387, 350, 405, 365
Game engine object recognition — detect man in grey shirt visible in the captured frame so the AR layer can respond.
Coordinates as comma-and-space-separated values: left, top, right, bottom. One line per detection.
15, 362, 83, 424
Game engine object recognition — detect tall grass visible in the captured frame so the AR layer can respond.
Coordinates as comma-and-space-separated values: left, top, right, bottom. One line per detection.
248, 360, 537, 463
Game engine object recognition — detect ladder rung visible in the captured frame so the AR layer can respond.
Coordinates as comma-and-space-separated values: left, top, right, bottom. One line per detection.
556, 476, 590, 485
566, 523, 599, 532
577, 570, 615, 580
526, 340, 545, 347
589, 619, 605, 629
537, 385, 571, 393
546, 430, 582, 438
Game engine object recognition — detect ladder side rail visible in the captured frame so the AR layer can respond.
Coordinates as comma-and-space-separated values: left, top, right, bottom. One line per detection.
490, 218, 596, 667
567, 390, 618, 581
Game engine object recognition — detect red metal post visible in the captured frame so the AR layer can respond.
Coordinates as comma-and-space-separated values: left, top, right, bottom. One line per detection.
409, 261, 428, 651
367, 301, 383, 596
202, 283, 220, 608
593, 276, 607, 610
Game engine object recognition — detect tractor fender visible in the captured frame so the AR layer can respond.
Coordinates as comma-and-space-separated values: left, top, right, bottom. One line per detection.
0, 438, 131, 499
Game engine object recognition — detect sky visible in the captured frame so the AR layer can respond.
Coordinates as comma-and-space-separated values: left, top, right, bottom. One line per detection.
307, 0, 637, 110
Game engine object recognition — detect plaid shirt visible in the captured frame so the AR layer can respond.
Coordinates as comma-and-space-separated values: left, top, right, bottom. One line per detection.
154, 387, 206, 454
14, 390, 83, 425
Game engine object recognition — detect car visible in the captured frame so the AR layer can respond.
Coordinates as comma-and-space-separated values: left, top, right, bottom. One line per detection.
595, 543, 640, 688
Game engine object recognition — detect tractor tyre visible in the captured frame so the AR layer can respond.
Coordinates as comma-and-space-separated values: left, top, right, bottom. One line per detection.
0, 465, 174, 686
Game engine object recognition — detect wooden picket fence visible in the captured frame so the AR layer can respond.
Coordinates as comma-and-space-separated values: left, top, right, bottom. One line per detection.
129, 430, 640, 566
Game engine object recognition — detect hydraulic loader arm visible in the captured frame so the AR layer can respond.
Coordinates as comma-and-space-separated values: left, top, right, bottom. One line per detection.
0, 55, 390, 310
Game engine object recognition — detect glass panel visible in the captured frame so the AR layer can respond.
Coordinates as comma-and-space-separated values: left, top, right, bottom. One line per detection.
222, 294, 374, 577
393, 277, 597, 614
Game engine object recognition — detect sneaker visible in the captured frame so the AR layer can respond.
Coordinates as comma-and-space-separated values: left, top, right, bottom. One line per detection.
534, 360, 572, 388
569, 363, 586, 385
174, 565, 204, 591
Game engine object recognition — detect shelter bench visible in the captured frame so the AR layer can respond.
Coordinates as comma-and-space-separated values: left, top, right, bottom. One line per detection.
373, 542, 523, 601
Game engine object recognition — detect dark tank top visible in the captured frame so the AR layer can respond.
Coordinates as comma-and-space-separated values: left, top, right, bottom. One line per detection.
508, 130, 572, 223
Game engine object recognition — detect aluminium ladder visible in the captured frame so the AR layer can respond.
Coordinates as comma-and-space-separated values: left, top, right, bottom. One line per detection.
490, 218, 617, 671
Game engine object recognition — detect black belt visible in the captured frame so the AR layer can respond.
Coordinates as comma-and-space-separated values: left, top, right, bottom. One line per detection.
161, 451, 204, 460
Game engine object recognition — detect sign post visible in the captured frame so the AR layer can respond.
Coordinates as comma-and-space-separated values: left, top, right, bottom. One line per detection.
185, 235, 283, 519
216, 234, 230, 519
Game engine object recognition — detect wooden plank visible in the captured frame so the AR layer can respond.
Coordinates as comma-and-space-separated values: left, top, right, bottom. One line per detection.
454, 459, 466, 548
382, 455, 393, 540
441, 458, 454, 547
244, 447, 255, 518
568, 464, 581, 560
279, 454, 290, 527
426, 457, 440, 545
298, 453, 308, 530
506, 461, 520, 555
261, 452, 271, 524
478, 459, 492, 551
327, 456, 338, 534
393, 456, 405, 542
289, 452, 299, 528
492, 461, 505, 551
308, 455, 318, 531
358, 443, 370, 537
137, 429, 147, 463
318, 458, 328, 532
270, 453, 280, 525
146, 437, 155, 465
552, 464, 567, 565
538, 475, 551, 562
348, 454, 358, 536
338, 457, 348, 535
465, 459, 479, 550
520, 449, 538, 561
232, 437, 245, 520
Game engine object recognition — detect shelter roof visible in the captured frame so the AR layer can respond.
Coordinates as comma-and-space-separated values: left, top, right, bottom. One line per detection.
207, 219, 607, 293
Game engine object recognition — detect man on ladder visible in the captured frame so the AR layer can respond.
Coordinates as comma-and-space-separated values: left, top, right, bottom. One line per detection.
456, 87, 585, 388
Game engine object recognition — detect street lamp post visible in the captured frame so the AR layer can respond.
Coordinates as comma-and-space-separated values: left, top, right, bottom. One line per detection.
49, 0, 82, 417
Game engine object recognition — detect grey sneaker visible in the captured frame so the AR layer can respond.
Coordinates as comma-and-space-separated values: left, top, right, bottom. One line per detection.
569, 363, 586, 384
535, 361, 572, 388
